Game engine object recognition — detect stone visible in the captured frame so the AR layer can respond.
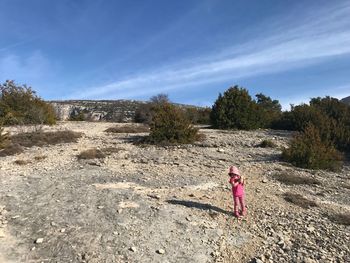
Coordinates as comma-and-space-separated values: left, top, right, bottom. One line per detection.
60, 228, 66, 233
262, 179, 268, 183
0, 228, 5, 238
97, 205, 104, 209
35, 238, 44, 244
156, 249, 165, 254
129, 246, 137, 252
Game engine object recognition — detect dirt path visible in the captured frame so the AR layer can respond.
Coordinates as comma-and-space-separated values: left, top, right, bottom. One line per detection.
0, 122, 349, 262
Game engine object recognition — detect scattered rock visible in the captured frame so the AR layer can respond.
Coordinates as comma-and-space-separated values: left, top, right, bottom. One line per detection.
156, 249, 165, 254
35, 238, 44, 244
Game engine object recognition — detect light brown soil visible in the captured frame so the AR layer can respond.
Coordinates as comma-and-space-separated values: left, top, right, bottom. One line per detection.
0, 122, 349, 263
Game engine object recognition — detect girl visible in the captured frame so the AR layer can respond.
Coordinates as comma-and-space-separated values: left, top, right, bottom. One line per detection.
228, 166, 246, 218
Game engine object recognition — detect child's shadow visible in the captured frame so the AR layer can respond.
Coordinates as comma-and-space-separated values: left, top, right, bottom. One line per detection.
166, 199, 232, 216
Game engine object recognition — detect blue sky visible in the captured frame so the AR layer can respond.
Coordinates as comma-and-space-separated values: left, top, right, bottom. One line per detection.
0, 0, 349, 109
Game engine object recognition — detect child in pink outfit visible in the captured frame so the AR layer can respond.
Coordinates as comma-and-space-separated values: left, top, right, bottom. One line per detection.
228, 166, 246, 218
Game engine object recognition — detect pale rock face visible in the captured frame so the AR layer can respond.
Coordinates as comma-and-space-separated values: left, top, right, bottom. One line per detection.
51, 103, 74, 120
48, 100, 146, 122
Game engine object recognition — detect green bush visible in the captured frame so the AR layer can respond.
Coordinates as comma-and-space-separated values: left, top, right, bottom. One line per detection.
135, 94, 170, 124
0, 80, 56, 125
282, 124, 343, 171
273, 97, 350, 153
255, 93, 282, 128
184, 107, 211, 125
148, 103, 200, 145
69, 111, 86, 121
210, 86, 262, 130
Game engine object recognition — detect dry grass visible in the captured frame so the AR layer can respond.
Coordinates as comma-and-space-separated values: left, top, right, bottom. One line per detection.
283, 192, 318, 209
105, 125, 149, 133
14, 159, 31, 165
325, 212, 350, 226
77, 148, 106, 160
11, 130, 82, 147
0, 130, 82, 157
258, 139, 277, 148
34, 155, 47, 161
101, 147, 123, 155
0, 143, 23, 157
273, 172, 321, 186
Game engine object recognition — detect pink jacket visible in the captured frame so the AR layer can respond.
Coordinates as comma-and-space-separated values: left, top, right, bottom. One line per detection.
229, 177, 244, 197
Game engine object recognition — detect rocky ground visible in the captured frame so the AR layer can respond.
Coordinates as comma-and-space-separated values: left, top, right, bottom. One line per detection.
0, 122, 349, 263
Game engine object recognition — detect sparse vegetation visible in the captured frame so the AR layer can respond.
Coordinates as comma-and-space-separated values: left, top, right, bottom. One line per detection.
282, 124, 343, 171
283, 192, 318, 209
325, 212, 350, 226
14, 159, 31, 165
0, 125, 9, 148
11, 130, 82, 148
183, 107, 211, 125
0, 80, 56, 125
77, 148, 106, 159
34, 155, 47, 161
69, 111, 86, 121
100, 147, 123, 154
148, 103, 200, 145
105, 125, 149, 133
0, 130, 82, 157
258, 139, 277, 148
0, 143, 23, 157
273, 172, 321, 185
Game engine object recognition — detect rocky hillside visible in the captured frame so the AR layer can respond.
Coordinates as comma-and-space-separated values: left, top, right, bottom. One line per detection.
49, 100, 204, 122
49, 100, 147, 122
0, 122, 349, 262
341, 96, 350, 105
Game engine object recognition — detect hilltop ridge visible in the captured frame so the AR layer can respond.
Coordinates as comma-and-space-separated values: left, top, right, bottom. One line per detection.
49, 100, 204, 122
341, 96, 350, 105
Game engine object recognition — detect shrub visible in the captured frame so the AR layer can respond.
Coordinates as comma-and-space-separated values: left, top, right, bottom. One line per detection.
0, 80, 56, 125
255, 93, 282, 128
273, 172, 321, 185
135, 94, 170, 124
148, 103, 199, 145
210, 86, 262, 130
282, 124, 343, 171
77, 148, 105, 159
69, 111, 86, 121
272, 97, 350, 153
105, 125, 149, 133
183, 107, 211, 125
283, 192, 318, 209
258, 139, 277, 148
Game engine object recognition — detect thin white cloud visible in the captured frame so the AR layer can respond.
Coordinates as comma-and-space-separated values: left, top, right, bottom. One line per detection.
0, 51, 51, 90
68, 1, 350, 100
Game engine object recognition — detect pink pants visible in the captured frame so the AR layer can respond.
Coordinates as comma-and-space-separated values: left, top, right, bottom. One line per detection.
233, 195, 246, 217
